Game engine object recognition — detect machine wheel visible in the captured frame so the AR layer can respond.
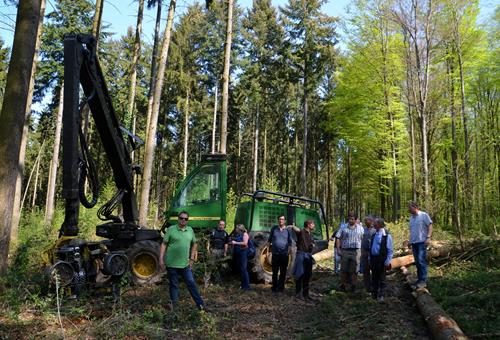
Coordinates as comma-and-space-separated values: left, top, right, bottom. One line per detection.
250, 239, 297, 284
126, 240, 162, 285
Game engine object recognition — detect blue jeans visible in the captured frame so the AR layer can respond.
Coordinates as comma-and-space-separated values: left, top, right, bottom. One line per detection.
167, 267, 204, 309
234, 248, 250, 290
411, 242, 427, 282
334, 248, 341, 273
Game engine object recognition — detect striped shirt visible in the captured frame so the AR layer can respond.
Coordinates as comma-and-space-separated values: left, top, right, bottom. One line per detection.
336, 224, 364, 249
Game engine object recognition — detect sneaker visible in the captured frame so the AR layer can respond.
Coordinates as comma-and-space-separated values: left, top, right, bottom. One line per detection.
295, 293, 304, 301
338, 285, 346, 292
377, 296, 385, 303
349, 285, 356, 293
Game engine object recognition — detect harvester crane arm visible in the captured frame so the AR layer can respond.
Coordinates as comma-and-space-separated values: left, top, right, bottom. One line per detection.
60, 34, 139, 237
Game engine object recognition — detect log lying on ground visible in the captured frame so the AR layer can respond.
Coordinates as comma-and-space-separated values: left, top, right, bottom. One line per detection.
313, 240, 457, 266
312, 249, 333, 262
400, 266, 469, 340
391, 241, 456, 269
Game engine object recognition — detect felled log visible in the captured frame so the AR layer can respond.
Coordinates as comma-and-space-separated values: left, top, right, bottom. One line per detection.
313, 240, 456, 266
391, 241, 456, 269
312, 249, 333, 262
400, 266, 469, 340
414, 289, 469, 340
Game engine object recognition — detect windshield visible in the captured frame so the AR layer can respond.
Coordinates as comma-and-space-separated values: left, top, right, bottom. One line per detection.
173, 164, 220, 207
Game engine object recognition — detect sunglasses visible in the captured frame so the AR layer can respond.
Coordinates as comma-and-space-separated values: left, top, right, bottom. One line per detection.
178, 216, 189, 221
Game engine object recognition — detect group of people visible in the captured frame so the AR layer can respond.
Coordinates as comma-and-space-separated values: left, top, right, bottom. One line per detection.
333, 212, 394, 301
333, 202, 433, 301
158, 202, 433, 310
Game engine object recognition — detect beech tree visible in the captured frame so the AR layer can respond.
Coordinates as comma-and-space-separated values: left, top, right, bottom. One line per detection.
0, 0, 42, 275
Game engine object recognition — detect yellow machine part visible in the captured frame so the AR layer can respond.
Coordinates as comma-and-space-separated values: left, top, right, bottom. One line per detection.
42, 236, 77, 266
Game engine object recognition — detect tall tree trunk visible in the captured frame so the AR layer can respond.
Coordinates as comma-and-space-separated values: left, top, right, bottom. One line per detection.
294, 126, 299, 194
126, 0, 145, 142
11, 0, 46, 242
183, 89, 190, 177
263, 128, 267, 185
327, 143, 332, 225
301, 92, 308, 197
252, 109, 259, 192
0, 0, 42, 275
44, 86, 64, 225
346, 147, 352, 212
20, 142, 45, 217
31, 151, 41, 209
139, 0, 176, 226
144, 0, 163, 146
447, 56, 464, 249
211, 86, 218, 154
219, 0, 233, 154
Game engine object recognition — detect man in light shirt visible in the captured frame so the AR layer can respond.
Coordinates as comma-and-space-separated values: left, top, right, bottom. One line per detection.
336, 212, 364, 292
407, 202, 433, 289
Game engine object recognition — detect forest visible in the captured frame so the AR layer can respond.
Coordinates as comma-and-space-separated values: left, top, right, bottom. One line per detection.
0, 0, 498, 339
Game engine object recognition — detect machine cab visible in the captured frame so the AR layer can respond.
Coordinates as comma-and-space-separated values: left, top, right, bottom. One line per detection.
164, 154, 227, 230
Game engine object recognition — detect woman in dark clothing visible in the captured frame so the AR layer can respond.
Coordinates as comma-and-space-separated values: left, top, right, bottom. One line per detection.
231, 224, 251, 291
291, 220, 316, 301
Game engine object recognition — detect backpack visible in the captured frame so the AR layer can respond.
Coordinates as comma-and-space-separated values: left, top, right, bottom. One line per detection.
247, 238, 256, 259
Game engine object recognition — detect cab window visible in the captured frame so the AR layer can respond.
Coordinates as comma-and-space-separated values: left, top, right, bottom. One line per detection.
174, 164, 220, 207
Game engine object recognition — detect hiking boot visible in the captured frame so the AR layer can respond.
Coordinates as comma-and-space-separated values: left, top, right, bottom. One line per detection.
416, 281, 427, 289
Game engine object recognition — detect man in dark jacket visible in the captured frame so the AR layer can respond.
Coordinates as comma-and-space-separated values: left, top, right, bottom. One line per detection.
369, 217, 394, 302
291, 220, 316, 302
268, 215, 292, 293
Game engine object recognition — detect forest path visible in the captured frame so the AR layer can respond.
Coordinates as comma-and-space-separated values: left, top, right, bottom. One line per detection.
199, 264, 431, 339
0, 262, 432, 339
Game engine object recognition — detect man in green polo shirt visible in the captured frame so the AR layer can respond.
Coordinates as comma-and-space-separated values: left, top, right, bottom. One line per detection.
159, 211, 205, 310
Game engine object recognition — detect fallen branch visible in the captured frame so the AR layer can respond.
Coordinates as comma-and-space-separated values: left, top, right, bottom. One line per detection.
461, 246, 492, 261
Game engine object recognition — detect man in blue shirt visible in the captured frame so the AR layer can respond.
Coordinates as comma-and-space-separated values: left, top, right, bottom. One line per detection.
369, 217, 393, 302
268, 215, 292, 293
407, 202, 433, 288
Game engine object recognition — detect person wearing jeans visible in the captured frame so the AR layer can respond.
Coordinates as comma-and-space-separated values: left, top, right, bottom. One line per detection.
166, 267, 204, 308
159, 211, 205, 310
231, 224, 251, 291
291, 220, 316, 301
268, 215, 292, 293
407, 202, 433, 288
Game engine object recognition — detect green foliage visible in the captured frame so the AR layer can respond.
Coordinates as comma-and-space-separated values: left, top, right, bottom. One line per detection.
35, 0, 94, 101
226, 188, 237, 231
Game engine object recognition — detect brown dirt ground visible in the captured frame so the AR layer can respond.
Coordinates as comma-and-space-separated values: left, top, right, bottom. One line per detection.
0, 260, 432, 339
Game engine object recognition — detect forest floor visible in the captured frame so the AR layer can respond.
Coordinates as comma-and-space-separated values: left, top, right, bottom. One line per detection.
1, 240, 498, 339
